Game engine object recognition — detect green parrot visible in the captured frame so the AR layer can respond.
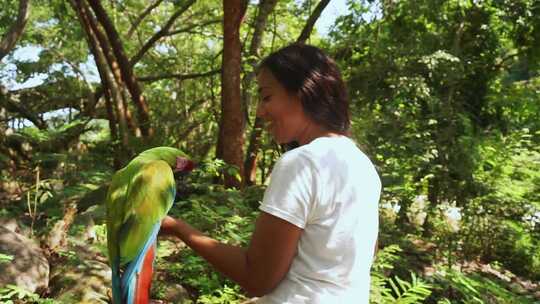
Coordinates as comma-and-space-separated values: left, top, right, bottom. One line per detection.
105, 147, 194, 304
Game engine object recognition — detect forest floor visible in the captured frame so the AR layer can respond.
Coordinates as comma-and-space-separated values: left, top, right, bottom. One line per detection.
1, 162, 539, 303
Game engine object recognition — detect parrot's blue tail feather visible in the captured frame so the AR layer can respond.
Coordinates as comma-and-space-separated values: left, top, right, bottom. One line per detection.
121, 223, 161, 304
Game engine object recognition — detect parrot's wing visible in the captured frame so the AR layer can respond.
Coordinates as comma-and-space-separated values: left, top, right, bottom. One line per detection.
106, 167, 132, 304
106, 167, 130, 266
118, 160, 175, 265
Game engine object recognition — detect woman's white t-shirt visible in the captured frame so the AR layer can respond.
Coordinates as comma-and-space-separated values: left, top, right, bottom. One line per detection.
257, 136, 381, 304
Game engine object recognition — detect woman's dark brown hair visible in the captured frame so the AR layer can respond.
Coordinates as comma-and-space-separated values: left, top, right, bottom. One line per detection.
258, 43, 350, 133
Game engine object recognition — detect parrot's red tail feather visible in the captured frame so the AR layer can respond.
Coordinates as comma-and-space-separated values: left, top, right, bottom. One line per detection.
134, 245, 155, 304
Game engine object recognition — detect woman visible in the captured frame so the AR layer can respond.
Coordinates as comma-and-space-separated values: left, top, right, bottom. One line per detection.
161, 43, 381, 303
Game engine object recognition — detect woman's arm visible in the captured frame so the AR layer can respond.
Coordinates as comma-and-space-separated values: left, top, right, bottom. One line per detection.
160, 212, 302, 296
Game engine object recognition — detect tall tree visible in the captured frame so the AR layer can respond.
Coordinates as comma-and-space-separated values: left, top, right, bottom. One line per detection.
70, 0, 131, 166
86, 0, 154, 138
243, 0, 279, 185
217, 0, 248, 188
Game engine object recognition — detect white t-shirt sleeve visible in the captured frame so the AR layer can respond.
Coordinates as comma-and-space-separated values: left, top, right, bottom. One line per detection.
259, 151, 316, 229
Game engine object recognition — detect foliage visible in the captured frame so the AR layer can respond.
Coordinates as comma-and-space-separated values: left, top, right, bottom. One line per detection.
370, 245, 432, 304
459, 128, 540, 279
0, 285, 58, 304
330, 0, 540, 282
0, 253, 13, 264
1, 0, 539, 302
429, 268, 538, 303
154, 164, 260, 302
197, 285, 244, 304
331, 0, 540, 225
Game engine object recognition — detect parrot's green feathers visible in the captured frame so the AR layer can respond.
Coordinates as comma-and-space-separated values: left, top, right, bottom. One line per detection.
106, 147, 188, 266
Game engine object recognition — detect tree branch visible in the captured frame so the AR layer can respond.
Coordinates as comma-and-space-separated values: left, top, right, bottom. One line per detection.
138, 69, 220, 82
165, 18, 222, 37
0, 0, 31, 61
129, 0, 196, 66
296, 0, 330, 43
126, 0, 164, 38
249, 0, 278, 56
0, 88, 46, 129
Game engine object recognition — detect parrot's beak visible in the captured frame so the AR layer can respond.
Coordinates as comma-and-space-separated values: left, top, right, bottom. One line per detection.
174, 157, 195, 173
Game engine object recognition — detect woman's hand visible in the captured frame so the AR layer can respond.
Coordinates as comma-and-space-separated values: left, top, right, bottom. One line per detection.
159, 215, 179, 237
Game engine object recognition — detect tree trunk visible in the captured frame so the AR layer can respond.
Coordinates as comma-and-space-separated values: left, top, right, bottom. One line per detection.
103, 88, 122, 169
70, 0, 130, 165
79, 0, 125, 106
244, 117, 265, 184
217, 0, 248, 188
86, 0, 153, 138
242, 0, 278, 185
121, 88, 142, 137
0, 0, 30, 61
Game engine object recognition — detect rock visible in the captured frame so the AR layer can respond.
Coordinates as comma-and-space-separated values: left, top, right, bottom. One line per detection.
0, 226, 49, 293
49, 259, 111, 304
48, 243, 111, 304
161, 284, 191, 304
0, 217, 19, 233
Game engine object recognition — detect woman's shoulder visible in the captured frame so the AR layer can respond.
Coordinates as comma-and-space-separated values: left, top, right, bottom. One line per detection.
300, 136, 361, 159
277, 136, 373, 174
276, 145, 316, 171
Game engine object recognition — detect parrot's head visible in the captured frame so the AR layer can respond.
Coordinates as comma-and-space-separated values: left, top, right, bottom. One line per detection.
175, 156, 195, 173
139, 147, 195, 200
139, 147, 195, 173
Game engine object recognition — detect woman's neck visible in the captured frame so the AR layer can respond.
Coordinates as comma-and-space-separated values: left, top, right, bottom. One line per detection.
296, 122, 342, 146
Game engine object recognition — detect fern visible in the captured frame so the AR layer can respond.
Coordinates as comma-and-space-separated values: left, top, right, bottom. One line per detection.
0, 284, 58, 304
372, 244, 402, 273
384, 273, 432, 304
434, 270, 484, 304
370, 245, 432, 304
0, 253, 13, 264
0, 284, 38, 302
